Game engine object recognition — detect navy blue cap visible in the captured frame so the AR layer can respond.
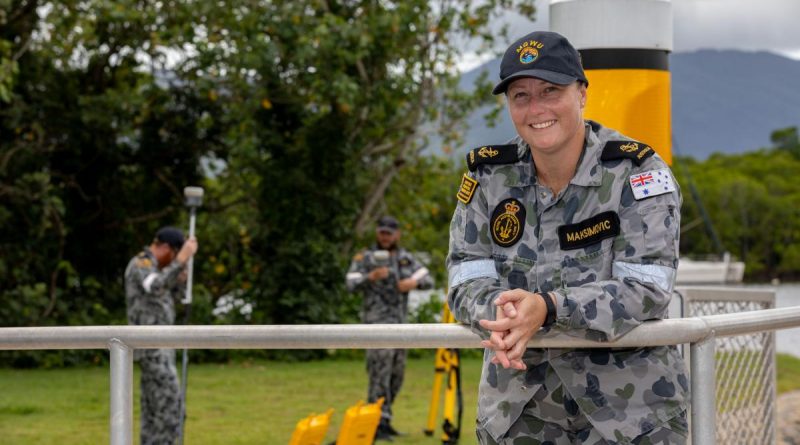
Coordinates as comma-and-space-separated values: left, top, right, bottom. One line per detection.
492, 31, 588, 95
377, 216, 399, 232
155, 226, 185, 250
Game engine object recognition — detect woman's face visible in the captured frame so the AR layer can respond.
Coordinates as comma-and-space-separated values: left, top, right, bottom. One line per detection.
506, 78, 587, 157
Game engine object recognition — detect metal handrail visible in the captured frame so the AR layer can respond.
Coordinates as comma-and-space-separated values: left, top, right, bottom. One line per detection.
3, 306, 800, 350
0, 318, 707, 350
2, 305, 800, 445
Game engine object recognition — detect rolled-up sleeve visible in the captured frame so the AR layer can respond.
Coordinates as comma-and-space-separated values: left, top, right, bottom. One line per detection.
345, 254, 369, 292
130, 260, 182, 296
446, 182, 507, 338
408, 255, 435, 290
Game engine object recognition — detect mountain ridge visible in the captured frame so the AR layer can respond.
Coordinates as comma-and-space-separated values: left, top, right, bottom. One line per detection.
451, 50, 800, 160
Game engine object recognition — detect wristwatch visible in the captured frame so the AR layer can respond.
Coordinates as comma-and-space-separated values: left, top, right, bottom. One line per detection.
539, 292, 556, 328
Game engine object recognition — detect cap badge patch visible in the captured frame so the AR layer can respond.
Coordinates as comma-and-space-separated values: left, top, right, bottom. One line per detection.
491, 198, 526, 247
456, 173, 478, 204
477, 146, 499, 158
516, 40, 544, 64
519, 47, 539, 64
629, 168, 676, 200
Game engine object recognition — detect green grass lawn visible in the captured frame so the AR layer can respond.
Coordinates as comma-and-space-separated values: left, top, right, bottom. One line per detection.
0, 353, 482, 445
777, 353, 800, 394
1, 352, 799, 444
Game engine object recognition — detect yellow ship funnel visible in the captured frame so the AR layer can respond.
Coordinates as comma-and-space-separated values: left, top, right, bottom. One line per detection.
551, 0, 674, 165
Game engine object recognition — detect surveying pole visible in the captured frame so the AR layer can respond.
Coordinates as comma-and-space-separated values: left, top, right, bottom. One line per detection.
551, 0, 674, 164
424, 304, 463, 444
178, 186, 203, 445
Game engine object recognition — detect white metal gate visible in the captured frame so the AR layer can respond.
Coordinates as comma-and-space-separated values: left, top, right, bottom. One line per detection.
680, 287, 777, 445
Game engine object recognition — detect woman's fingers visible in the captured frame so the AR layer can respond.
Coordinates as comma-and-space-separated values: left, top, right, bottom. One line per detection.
500, 301, 517, 318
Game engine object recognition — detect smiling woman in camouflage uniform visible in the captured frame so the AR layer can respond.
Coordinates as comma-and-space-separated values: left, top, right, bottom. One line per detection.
446, 31, 688, 445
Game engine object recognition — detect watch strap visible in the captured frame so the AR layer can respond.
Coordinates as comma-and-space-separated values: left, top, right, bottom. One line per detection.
539, 292, 556, 328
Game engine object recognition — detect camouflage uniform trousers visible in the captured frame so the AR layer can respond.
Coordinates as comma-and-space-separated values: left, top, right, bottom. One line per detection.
475, 363, 687, 445
139, 348, 182, 445
367, 348, 407, 424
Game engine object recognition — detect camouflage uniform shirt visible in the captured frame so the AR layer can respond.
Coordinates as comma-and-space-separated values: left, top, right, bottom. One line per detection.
347, 246, 436, 425
124, 247, 184, 445
447, 121, 689, 443
125, 248, 185, 327
346, 246, 435, 323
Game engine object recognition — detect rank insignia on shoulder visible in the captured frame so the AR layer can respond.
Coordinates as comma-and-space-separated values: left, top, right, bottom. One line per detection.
466, 144, 519, 171
600, 140, 655, 166
136, 258, 152, 268
629, 168, 676, 200
558, 211, 620, 250
490, 198, 526, 247
399, 258, 411, 267
456, 173, 478, 204
352, 253, 364, 262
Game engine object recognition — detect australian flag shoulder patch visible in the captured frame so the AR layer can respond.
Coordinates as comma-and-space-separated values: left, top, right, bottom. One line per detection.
629, 168, 676, 200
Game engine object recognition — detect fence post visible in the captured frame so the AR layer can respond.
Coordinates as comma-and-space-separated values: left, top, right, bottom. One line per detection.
691, 335, 717, 444
109, 339, 133, 445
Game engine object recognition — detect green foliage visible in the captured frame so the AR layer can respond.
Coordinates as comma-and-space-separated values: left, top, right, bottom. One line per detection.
384, 156, 462, 285
771, 126, 800, 158
408, 292, 445, 325
0, 37, 17, 102
675, 127, 800, 280
0, 0, 536, 366
0, 0, 226, 365
184, 1, 535, 337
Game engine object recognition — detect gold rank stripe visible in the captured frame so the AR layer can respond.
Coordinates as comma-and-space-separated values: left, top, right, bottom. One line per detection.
456, 173, 478, 204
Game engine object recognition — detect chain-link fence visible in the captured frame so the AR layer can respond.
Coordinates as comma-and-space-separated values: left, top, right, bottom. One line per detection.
678, 287, 777, 445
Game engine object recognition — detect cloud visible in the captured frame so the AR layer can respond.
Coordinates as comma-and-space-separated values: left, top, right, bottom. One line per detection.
673, 0, 800, 54
490, 0, 800, 59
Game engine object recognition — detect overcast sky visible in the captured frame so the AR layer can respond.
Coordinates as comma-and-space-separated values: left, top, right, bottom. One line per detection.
485, 0, 800, 66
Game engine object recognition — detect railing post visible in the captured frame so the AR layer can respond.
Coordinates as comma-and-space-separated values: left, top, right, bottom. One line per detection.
109, 339, 133, 445
691, 335, 717, 444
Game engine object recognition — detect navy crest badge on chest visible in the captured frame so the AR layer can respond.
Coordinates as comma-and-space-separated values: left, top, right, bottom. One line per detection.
490, 198, 526, 247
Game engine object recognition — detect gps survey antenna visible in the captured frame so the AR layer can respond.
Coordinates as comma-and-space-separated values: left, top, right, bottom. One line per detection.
179, 185, 203, 445
182, 186, 204, 305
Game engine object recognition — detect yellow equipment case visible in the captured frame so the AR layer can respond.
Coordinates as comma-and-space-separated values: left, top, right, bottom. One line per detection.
334, 397, 385, 445
289, 408, 334, 445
